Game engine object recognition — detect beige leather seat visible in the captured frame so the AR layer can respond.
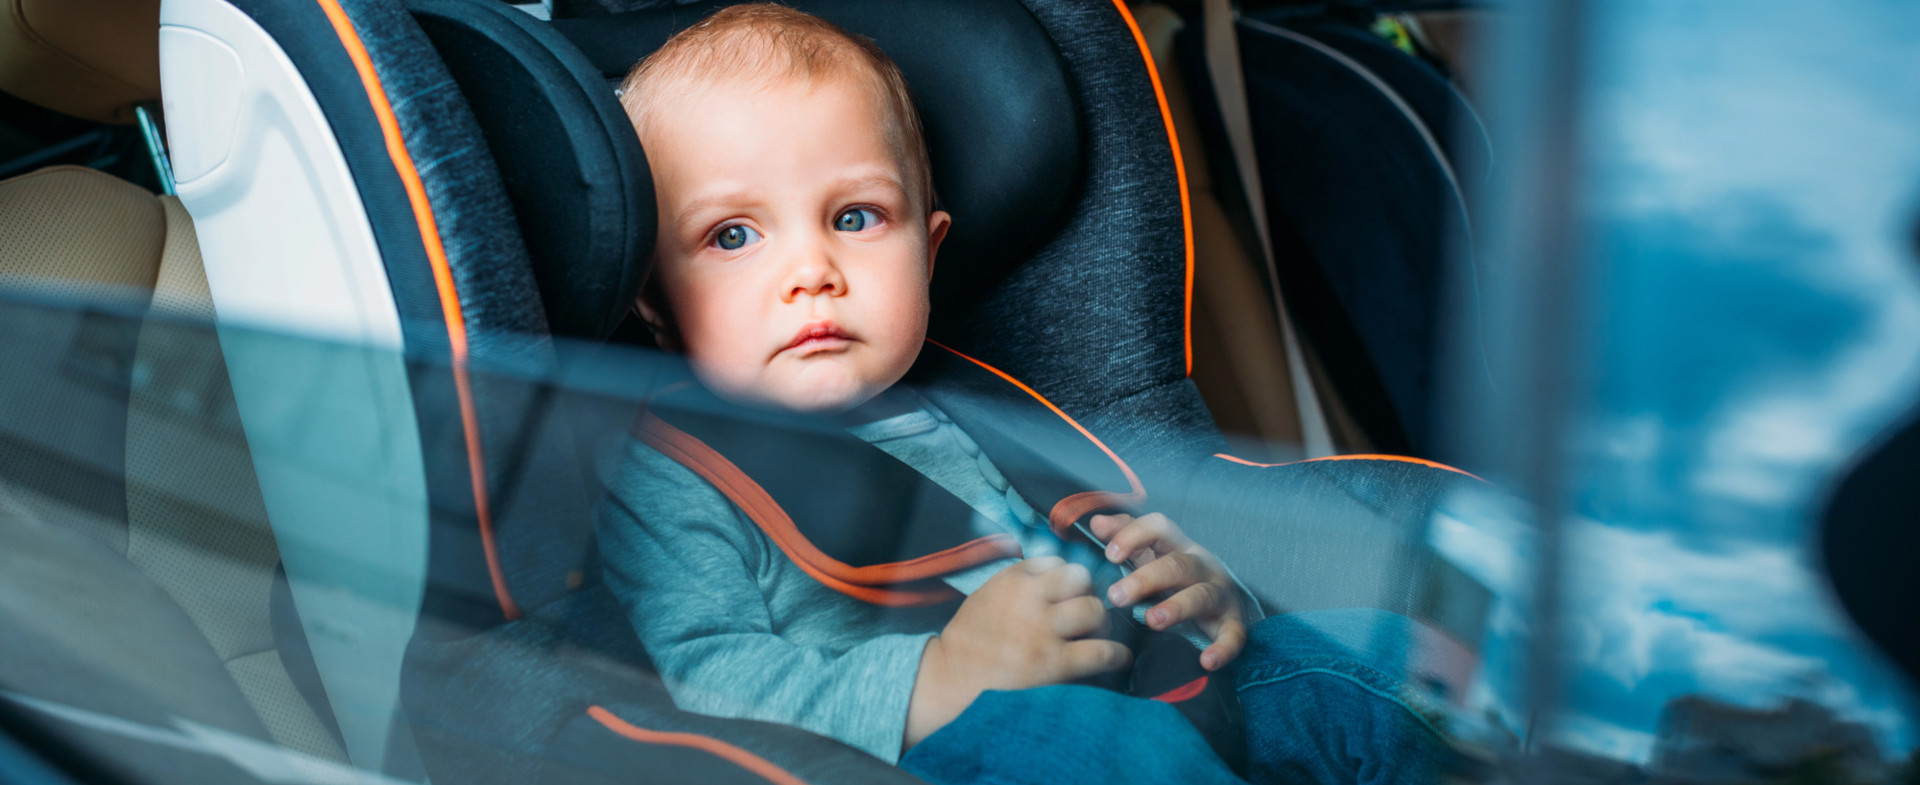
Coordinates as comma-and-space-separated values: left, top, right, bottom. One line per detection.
0, 0, 346, 763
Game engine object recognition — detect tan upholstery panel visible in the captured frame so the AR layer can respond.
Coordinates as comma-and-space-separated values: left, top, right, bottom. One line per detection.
0, 165, 164, 300
228, 650, 350, 762
0, 163, 343, 760
153, 196, 214, 317
0, 0, 161, 123
125, 196, 348, 762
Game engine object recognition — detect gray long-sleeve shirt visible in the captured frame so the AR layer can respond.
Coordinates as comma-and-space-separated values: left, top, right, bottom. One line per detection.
595, 398, 1069, 762
595, 396, 1258, 763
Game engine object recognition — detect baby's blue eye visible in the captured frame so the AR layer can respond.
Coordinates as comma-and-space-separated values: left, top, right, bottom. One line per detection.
834, 208, 877, 232
715, 224, 761, 251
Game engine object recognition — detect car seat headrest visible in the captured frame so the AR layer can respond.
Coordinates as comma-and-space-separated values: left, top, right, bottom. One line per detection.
550, 0, 1081, 321
408, 0, 653, 342
0, 0, 162, 123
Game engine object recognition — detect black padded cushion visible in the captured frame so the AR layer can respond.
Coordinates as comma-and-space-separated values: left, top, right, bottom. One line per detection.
408, 0, 655, 343
1288, 20, 1489, 192
1822, 412, 1920, 682
1177, 20, 1463, 456
550, 0, 1081, 318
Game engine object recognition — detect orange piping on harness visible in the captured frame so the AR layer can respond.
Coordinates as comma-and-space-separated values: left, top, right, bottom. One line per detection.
587, 706, 812, 785
1213, 452, 1485, 482
1109, 0, 1196, 378
926, 341, 1148, 533
315, 0, 517, 619
1151, 675, 1209, 703
634, 410, 992, 606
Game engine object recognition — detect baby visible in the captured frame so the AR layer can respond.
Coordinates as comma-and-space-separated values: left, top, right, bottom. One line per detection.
598, 5, 1451, 784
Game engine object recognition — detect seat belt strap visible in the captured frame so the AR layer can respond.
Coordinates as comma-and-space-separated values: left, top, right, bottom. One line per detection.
1200, 0, 1335, 458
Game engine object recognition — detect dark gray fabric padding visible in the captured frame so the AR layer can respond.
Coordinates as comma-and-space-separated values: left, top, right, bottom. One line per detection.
407, 0, 656, 344
314, 0, 605, 627
940, 0, 1192, 422
329, 0, 553, 361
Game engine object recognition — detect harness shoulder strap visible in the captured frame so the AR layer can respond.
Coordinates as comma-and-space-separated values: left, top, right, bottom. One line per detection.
635, 344, 1150, 605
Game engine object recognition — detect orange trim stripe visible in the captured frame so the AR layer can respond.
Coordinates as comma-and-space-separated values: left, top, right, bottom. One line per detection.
1151, 675, 1209, 703
925, 341, 1147, 533
587, 706, 811, 785
635, 411, 998, 606
1109, 0, 1196, 377
315, 0, 517, 619
1213, 452, 1485, 482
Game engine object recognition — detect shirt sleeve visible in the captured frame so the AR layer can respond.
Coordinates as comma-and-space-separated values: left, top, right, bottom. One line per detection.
595, 439, 931, 763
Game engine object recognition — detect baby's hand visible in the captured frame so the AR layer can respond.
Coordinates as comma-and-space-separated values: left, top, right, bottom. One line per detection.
1092, 513, 1247, 672
905, 556, 1131, 747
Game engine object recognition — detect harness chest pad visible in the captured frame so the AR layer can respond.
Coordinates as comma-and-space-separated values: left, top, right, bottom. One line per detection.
635, 344, 1244, 767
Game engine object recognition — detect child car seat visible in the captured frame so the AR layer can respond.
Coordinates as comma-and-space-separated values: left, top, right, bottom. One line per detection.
159, 0, 1480, 781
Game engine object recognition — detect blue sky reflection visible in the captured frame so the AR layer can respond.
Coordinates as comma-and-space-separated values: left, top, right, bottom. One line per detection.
1551, 0, 1920, 765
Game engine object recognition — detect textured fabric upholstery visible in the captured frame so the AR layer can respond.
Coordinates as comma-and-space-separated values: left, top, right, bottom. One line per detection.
0, 165, 165, 299
0, 482, 277, 785
125, 199, 349, 761
937, 0, 1191, 417
324, 0, 552, 353
0, 163, 347, 760
409, 0, 655, 343
151, 198, 216, 315
227, 0, 587, 634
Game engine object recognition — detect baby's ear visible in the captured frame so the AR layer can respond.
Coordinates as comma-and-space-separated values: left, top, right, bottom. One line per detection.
634, 286, 681, 353
925, 209, 952, 275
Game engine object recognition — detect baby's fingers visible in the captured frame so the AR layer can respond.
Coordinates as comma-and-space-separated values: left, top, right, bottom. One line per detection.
1199, 618, 1247, 671
1059, 639, 1133, 680
1142, 579, 1228, 631
1107, 550, 1203, 607
1100, 513, 1185, 565
1088, 513, 1133, 541
1049, 596, 1110, 639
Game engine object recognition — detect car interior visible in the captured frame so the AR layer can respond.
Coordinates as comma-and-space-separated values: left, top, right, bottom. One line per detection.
5, 0, 1913, 784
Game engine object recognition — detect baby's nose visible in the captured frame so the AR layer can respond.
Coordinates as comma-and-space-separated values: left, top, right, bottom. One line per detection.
781, 248, 848, 301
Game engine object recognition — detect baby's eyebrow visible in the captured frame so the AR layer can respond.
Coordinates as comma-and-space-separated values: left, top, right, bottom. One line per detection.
675, 191, 761, 227
828, 175, 907, 197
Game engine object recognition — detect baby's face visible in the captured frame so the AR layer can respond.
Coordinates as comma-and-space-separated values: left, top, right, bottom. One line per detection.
640, 73, 949, 412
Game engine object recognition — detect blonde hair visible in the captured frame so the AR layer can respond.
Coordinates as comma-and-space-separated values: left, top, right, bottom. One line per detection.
618, 3, 935, 212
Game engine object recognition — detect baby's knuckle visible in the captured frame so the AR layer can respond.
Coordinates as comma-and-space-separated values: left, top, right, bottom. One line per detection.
1195, 581, 1223, 608
1157, 552, 1192, 579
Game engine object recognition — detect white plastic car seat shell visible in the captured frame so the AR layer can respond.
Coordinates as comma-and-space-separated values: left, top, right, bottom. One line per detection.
160, 0, 430, 771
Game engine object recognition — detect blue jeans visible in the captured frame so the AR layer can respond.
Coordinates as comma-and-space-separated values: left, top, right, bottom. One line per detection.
899, 609, 1452, 785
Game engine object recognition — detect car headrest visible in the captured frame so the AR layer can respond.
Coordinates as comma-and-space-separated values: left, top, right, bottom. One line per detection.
547, 0, 1082, 322
407, 0, 653, 342
0, 0, 162, 123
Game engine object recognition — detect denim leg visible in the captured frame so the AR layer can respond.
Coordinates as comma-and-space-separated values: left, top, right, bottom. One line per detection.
1235, 609, 1453, 785
900, 684, 1247, 785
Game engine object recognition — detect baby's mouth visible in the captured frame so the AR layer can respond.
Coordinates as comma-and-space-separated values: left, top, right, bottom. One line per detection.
779, 321, 855, 357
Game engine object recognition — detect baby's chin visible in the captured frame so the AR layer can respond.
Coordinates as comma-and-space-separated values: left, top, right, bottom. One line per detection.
698, 365, 889, 414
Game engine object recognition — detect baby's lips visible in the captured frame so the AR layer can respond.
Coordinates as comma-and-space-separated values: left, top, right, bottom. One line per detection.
778, 320, 855, 355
